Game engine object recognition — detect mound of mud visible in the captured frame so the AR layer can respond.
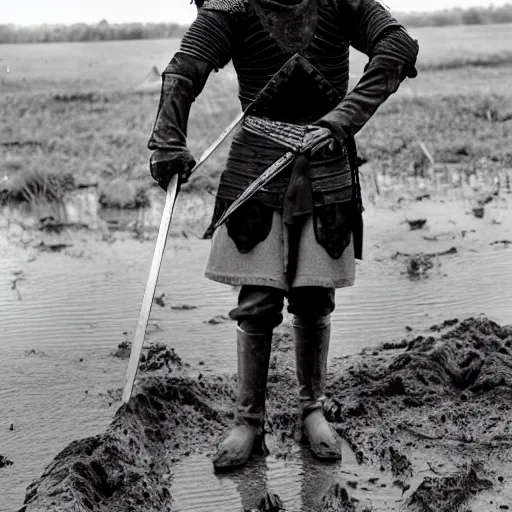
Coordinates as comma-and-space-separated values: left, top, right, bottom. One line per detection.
20, 317, 512, 512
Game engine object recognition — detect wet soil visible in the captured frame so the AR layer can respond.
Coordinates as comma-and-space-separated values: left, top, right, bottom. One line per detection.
2, 182, 512, 511
18, 317, 512, 512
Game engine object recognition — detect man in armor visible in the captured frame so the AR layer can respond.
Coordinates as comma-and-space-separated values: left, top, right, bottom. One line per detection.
148, 0, 418, 471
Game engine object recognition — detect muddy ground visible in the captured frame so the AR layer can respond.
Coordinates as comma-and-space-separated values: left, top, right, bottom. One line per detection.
2, 28, 512, 511
16, 316, 512, 512
2, 178, 511, 511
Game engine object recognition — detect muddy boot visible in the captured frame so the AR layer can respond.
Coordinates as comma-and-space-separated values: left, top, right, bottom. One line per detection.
213, 327, 272, 472
293, 315, 341, 460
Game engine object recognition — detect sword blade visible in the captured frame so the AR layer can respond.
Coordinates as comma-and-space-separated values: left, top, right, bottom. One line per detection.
190, 111, 245, 176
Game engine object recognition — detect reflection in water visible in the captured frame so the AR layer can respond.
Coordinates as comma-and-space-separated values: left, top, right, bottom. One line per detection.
171, 455, 300, 512
63, 187, 161, 232
169, 441, 411, 511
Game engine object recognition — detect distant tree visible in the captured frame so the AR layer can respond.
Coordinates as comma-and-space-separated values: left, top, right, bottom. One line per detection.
461, 7, 486, 24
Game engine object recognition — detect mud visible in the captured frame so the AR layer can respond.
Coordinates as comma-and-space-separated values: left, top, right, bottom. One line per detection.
407, 461, 492, 512
392, 247, 458, 279
0, 455, 14, 468
406, 219, 427, 230
19, 317, 512, 511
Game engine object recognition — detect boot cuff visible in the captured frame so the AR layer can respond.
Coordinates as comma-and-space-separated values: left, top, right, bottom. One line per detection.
291, 314, 330, 329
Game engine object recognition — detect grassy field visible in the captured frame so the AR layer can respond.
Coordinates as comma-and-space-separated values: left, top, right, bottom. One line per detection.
1, 24, 512, 207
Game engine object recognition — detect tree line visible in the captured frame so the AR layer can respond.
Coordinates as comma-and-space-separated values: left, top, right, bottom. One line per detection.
1, 4, 512, 44
0, 20, 188, 44
397, 3, 512, 27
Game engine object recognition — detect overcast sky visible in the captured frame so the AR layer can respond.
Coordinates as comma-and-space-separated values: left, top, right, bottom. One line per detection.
1, 0, 508, 25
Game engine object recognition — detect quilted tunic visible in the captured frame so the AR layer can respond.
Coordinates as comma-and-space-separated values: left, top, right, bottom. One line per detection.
161, 0, 419, 262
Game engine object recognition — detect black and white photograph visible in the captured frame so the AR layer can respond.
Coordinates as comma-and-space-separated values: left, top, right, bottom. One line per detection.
1, 0, 512, 510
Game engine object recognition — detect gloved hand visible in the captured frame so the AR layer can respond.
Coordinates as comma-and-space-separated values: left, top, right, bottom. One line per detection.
149, 148, 196, 191
147, 54, 212, 191
302, 125, 335, 156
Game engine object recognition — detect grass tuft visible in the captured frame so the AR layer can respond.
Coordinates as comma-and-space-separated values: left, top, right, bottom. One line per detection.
98, 178, 151, 209
1, 167, 75, 205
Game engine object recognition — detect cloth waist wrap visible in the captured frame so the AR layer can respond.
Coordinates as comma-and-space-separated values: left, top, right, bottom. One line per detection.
208, 115, 363, 284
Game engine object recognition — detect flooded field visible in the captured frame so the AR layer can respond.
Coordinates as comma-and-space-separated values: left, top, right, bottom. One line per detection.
1, 22, 512, 512
1, 175, 512, 511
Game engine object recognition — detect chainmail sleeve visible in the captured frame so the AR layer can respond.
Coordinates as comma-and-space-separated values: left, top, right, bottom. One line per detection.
315, 0, 418, 143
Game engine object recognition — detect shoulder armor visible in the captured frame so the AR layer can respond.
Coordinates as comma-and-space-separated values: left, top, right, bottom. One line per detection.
202, 0, 248, 14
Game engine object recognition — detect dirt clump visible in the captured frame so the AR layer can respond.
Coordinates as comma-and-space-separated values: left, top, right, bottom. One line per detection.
110, 340, 186, 372
170, 304, 197, 310
110, 339, 132, 359
204, 314, 231, 325
406, 218, 427, 230
408, 460, 492, 512
1, 455, 14, 468
138, 342, 187, 372
392, 247, 458, 279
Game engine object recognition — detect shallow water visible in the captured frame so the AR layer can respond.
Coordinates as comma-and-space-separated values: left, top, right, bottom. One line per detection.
170, 441, 411, 512
1, 189, 511, 511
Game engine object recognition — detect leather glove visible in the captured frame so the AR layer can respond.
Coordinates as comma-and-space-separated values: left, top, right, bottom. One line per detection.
147, 53, 214, 191
302, 125, 335, 155
149, 149, 196, 191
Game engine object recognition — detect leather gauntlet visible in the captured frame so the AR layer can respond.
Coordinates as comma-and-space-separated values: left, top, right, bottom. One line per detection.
148, 53, 213, 189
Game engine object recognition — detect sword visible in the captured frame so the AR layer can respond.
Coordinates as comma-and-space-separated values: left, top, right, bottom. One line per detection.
121, 63, 301, 404
121, 119, 242, 404
213, 151, 295, 229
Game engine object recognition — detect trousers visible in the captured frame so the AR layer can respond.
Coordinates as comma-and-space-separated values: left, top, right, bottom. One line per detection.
229, 285, 335, 334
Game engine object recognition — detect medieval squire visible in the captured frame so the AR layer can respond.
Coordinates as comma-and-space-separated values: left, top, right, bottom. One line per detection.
148, 0, 419, 471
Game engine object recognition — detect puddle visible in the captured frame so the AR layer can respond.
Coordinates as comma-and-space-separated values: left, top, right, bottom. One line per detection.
170, 442, 416, 512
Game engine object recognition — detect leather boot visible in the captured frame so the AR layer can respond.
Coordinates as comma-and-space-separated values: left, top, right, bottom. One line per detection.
293, 314, 341, 460
213, 327, 273, 471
